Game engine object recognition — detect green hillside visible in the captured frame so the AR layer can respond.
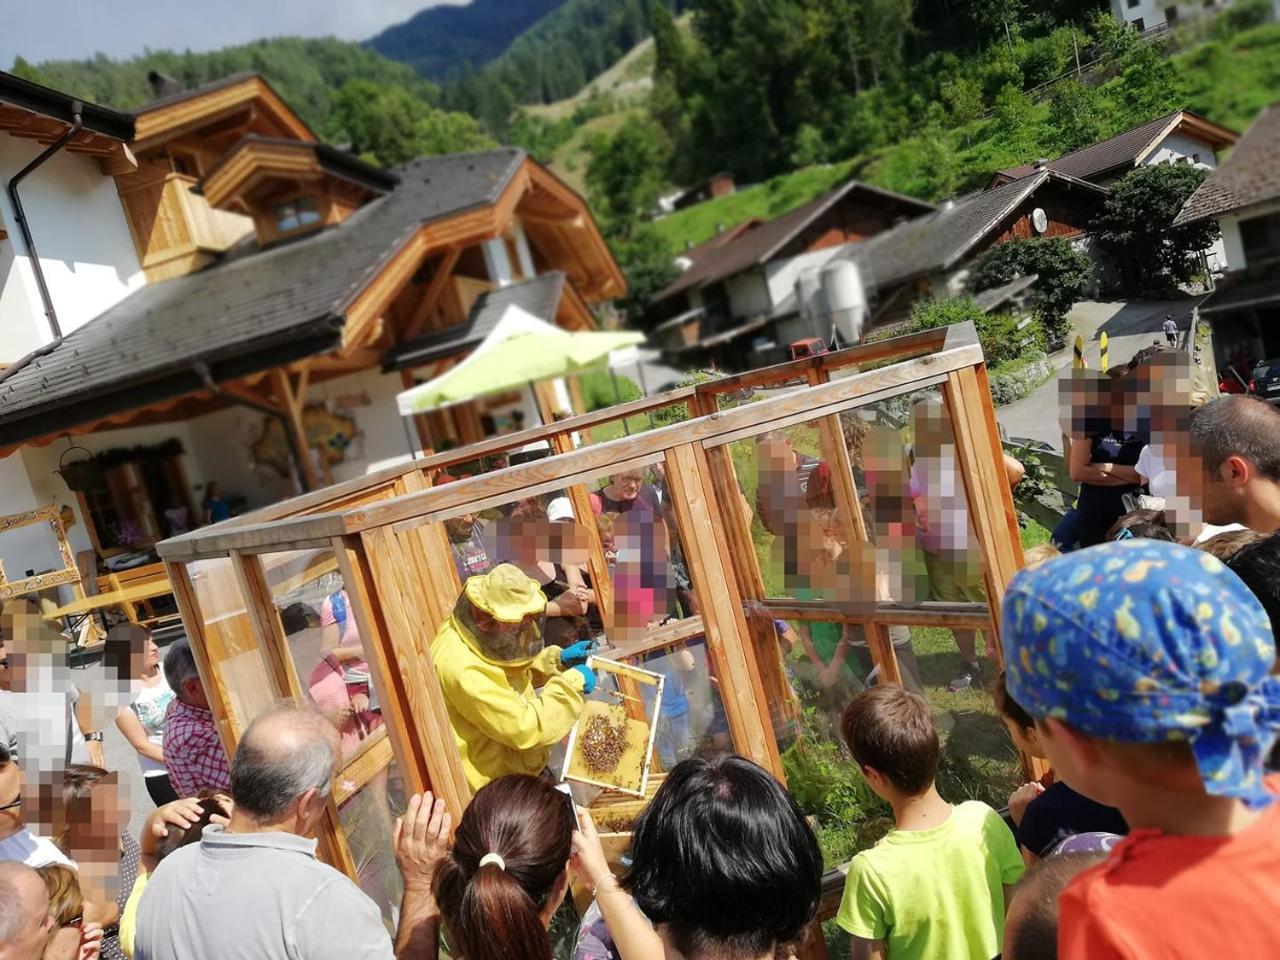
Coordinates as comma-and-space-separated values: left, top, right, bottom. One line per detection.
648, 18, 1280, 256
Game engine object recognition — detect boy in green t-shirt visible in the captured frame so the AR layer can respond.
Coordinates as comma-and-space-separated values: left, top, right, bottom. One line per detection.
837, 686, 1024, 960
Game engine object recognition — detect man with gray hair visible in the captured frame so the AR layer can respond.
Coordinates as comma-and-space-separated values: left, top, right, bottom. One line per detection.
0, 861, 55, 959
134, 700, 451, 960
161, 640, 230, 797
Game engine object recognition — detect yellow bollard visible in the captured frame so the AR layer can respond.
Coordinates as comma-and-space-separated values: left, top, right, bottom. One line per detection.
1099, 332, 1109, 373
1073, 334, 1086, 370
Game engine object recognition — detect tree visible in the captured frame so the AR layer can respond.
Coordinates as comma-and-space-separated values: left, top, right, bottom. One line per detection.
1091, 165, 1221, 294
611, 224, 682, 320
1048, 79, 1102, 153
585, 117, 672, 237
968, 237, 1093, 344
330, 79, 493, 166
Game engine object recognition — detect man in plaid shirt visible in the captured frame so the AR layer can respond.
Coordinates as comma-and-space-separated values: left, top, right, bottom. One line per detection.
162, 641, 230, 798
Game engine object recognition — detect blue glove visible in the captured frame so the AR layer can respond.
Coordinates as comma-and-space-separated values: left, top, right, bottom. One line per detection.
560, 640, 594, 667
571, 664, 596, 695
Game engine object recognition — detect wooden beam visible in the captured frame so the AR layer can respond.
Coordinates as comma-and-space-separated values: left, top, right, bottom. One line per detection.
403, 246, 462, 340
664, 442, 782, 776
353, 526, 473, 820
270, 368, 321, 492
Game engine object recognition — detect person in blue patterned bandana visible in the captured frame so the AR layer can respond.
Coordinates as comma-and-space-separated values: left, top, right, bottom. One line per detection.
1001, 539, 1280, 960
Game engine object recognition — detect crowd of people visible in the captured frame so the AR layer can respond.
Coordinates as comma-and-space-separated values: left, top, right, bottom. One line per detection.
3, 364, 1280, 958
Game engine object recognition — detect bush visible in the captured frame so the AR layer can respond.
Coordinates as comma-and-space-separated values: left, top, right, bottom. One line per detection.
967, 238, 1092, 344
987, 352, 1052, 406
578, 370, 641, 412
910, 297, 1038, 367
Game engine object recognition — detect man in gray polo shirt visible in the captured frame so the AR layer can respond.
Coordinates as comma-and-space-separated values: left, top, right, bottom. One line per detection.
134, 701, 448, 960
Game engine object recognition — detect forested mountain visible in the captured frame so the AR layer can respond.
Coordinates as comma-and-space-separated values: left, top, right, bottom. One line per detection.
441, 0, 695, 131
9, 37, 438, 140
9, 38, 495, 166
367, 0, 565, 80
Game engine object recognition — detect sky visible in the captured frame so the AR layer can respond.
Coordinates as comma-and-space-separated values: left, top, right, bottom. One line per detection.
1, 0, 463, 69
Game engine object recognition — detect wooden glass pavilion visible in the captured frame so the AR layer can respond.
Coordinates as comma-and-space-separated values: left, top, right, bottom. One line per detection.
156, 322, 1028, 955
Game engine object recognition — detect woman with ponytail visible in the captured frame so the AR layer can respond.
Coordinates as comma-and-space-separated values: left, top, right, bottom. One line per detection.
433, 775, 575, 960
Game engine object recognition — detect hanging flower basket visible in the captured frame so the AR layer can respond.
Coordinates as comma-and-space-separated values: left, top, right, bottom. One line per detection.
57, 443, 97, 493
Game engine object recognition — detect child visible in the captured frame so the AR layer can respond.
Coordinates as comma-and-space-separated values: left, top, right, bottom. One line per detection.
837, 686, 1024, 960
993, 672, 1127, 864
1002, 539, 1280, 959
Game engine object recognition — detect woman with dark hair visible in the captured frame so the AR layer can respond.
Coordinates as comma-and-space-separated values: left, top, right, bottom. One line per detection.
104, 624, 177, 806
432, 774, 575, 960
572, 754, 823, 960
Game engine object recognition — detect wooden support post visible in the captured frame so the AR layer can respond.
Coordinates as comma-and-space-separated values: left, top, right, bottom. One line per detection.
942, 364, 1042, 781
354, 526, 472, 821
163, 561, 240, 757
664, 443, 782, 777
270, 368, 321, 493
700, 441, 802, 738
404, 246, 463, 340
941, 365, 1023, 653
547, 429, 614, 623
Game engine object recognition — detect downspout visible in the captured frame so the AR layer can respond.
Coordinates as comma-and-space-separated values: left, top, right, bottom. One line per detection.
6, 101, 83, 343
193, 362, 312, 494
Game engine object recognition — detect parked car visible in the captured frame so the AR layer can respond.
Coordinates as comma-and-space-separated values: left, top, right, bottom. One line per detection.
1249, 358, 1280, 404
788, 337, 830, 361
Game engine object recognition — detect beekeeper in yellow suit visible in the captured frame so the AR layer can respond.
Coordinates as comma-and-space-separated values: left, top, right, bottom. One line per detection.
432, 563, 596, 789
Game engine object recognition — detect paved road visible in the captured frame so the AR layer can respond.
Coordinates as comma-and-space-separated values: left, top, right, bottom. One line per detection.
997, 297, 1204, 450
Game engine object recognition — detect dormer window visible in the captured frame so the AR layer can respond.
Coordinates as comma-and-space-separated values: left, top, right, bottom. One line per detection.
275, 196, 321, 233
200, 136, 398, 249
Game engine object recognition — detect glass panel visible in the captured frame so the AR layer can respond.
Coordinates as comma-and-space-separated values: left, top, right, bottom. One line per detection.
897, 619, 1021, 811
337, 759, 406, 933
296, 196, 321, 226
186, 557, 278, 734
417, 456, 735, 799
730, 421, 877, 606
275, 202, 299, 231
261, 548, 385, 760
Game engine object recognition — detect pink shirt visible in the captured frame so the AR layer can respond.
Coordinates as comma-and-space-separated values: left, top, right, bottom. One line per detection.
307, 655, 382, 754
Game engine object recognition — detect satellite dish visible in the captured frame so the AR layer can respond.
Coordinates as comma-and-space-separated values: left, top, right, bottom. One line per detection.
1031, 207, 1048, 234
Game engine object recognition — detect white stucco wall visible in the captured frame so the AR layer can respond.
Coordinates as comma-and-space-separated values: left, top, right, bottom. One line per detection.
0, 419, 210, 588
1145, 131, 1220, 171
0, 136, 144, 362
725, 269, 773, 320
1221, 216, 1245, 269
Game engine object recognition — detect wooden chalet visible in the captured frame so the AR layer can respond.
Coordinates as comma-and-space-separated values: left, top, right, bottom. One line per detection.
0, 71, 624, 577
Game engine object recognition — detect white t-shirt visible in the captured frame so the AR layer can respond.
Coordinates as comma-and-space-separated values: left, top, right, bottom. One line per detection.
0, 684, 88, 772
0, 827, 75, 868
130, 678, 176, 777
1135, 444, 1177, 501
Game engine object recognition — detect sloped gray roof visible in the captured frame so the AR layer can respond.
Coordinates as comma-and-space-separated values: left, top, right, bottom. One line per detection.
652, 180, 934, 304
841, 171, 1106, 290
0, 149, 527, 447
997, 110, 1236, 185
1174, 104, 1280, 226
383, 272, 567, 371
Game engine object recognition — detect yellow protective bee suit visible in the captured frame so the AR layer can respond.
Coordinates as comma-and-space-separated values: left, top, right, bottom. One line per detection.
431, 565, 587, 790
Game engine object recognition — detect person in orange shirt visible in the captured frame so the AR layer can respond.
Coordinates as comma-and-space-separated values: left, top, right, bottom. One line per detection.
1001, 539, 1280, 960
